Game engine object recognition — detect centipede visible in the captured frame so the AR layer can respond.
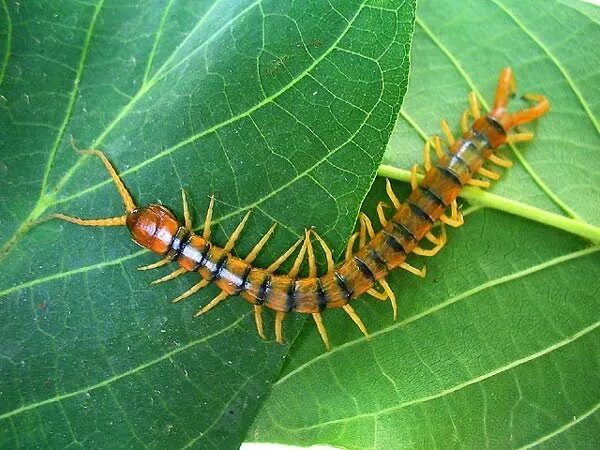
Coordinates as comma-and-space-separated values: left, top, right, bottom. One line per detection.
47, 68, 549, 351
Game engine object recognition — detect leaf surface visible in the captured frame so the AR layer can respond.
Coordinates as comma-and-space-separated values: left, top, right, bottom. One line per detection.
0, 1, 415, 448
249, 0, 600, 448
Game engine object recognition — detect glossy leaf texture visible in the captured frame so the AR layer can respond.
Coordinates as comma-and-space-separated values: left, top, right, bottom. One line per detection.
249, 0, 600, 448
0, 1, 415, 448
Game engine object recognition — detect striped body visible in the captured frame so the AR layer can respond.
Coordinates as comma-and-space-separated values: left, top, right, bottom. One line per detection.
163, 116, 506, 314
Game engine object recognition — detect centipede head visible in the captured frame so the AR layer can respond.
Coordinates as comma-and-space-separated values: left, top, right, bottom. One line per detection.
126, 204, 180, 255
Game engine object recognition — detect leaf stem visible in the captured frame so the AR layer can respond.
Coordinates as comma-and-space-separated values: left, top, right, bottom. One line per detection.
377, 164, 600, 243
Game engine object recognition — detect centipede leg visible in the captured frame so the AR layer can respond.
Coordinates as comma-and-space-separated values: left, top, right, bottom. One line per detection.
275, 311, 285, 344
245, 223, 277, 263
422, 141, 433, 171
150, 267, 187, 285
469, 92, 481, 120
194, 290, 229, 317
379, 279, 398, 321
312, 312, 331, 351
506, 132, 534, 144
440, 200, 464, 228
509, 94, 549, 127
342, 304, 369, 339
440, 119, 455, 147
345, 232, 359, 262
312, 230, 334, 272
476, 166, 501, 181
203, 195, 215, 241
288, 230, 310, 278
376, 202, 389, 228
410, 164, 419, 190
400, 262, 427, 278
367, 288, 388, 300
137, 258, 170, 271
385, 178, 401, 209
466, 178, 491, 188
181, 189, 192, 229
253, 305, 267, 340
172, 279, 209, 303
414, 224, 447, 257
223, 211, 252, 252
489, 154, 513, 168
266, 237, 303, 272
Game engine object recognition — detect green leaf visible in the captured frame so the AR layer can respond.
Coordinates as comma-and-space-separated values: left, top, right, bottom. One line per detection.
249, 0, 600, 448
0, 1, 414, 448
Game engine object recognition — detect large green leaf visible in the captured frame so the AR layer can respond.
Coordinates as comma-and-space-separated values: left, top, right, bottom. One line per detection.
0, 1, 415, 448
249, 0, 600, 448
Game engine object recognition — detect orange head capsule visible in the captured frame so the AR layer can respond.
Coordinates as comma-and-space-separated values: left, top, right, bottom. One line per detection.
126, 204, 180, 255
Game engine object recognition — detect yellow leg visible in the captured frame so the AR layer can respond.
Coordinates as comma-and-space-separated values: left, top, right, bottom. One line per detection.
245, 223, 277, 263
312, 312, 330, 351
223, 211, 251, 252
461, 109, 470, 134
507, 132, 534, 143
469, 92, 481, 119
359, 213, 376, 239
275, 311, 285, 344
194, 290, 229, 317
401, 262, 427, 278
266, 237, 303, 272
288, 230, 310, 278
172, 279, 209, 303
376, 202, 389, 228
477, 166, 500, 181
47, 214, 126, 227
490, 154, 513, 168
305, 230, 317, 278
342, 304, 369, 339
423, 141, 432, 171
414, 225, 447, 257
137, 258, 170, 271
71, 138, 136, 213
425, 224, 446, 246
203, 195, 215, 241
254, 305, 267, 340
345, 232, 359, 262
410, 164, 419, 191
433, 135, 444, 158
466, 178, 491, 188
150, 267, 187, 285
379, 279, 398, 321
440, 119, 455, 146
312, 230, 334, 272
367, 288, 388, 300
440, 200, 464, 228
385, 178, 401, 209
181, 189, 192, 229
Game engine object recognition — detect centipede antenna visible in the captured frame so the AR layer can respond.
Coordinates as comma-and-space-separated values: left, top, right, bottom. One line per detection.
47, 214, 127, 227
70, 137, 136, 213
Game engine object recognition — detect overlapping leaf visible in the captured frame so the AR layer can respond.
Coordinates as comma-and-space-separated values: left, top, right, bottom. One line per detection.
249, 0, 600, 448
0, 1, 415, 448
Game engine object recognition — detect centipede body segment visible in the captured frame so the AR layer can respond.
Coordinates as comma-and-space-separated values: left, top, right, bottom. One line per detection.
49, 68, 549, 351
